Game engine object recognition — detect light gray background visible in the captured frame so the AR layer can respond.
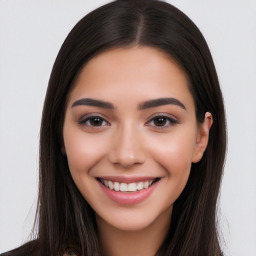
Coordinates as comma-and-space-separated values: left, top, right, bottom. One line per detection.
0, 0, 255, 255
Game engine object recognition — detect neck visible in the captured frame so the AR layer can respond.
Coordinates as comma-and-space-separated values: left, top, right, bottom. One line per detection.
96, 207, 172, 256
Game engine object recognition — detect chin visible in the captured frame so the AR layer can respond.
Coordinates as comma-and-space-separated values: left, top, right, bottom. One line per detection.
96, 204, 173, 232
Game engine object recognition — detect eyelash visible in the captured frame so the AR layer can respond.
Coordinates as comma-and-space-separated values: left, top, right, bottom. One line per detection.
78, 113, 179, 129
146, 114, 179, 129
78, 114, 110, 128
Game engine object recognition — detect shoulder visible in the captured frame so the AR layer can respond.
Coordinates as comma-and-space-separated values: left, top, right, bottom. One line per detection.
0, 241, 39, 256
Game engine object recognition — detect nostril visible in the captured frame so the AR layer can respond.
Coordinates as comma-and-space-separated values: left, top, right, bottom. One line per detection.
108, 150, 146, 168
108, 127, 146, 167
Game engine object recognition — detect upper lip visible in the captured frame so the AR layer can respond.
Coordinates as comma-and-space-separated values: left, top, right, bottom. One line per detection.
97, 176, 160, 183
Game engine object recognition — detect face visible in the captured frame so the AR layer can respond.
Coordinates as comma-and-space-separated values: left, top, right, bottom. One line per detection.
63, 47, 211, 232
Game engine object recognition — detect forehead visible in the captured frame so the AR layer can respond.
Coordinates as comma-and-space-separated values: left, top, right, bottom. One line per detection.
68, 46, 194, 111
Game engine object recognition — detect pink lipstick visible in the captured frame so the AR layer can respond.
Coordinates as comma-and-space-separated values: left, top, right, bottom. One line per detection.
97, 176, 160, 205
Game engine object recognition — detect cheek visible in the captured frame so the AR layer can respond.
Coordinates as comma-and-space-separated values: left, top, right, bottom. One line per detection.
149, 131, 196, 192
151, 142, 193, 206
63, 128, 110, 205
63, 127, 108, 176
152, 131, 196, 168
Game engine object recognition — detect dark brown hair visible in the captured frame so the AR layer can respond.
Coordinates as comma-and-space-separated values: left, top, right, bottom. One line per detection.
3, 0, 226, 255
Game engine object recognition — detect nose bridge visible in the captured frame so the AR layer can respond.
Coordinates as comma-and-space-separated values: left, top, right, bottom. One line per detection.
109, 121, 146, 168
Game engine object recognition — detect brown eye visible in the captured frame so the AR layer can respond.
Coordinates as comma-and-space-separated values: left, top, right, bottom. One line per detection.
78, 115, 109, 127
153, 117, 167, 126
88, 117, 104, 126
146, 114, 179, 129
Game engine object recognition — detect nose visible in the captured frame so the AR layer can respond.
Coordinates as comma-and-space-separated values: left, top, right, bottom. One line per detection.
108, 124, 146, 168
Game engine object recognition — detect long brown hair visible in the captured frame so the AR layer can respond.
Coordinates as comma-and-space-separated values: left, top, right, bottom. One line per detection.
4, 0, 226, 255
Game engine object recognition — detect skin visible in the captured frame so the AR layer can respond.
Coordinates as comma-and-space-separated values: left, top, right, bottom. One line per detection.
63, 46, 212, 256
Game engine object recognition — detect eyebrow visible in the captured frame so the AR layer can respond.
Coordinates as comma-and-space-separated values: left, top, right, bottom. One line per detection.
139, 97, 186, 110
72, 98, 114, 109
71, 97, 186, 110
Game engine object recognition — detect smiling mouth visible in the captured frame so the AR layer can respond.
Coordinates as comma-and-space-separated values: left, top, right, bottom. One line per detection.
98, 178, 160, 192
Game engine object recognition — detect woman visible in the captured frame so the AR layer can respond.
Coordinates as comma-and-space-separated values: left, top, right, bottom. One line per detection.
2, 0, 226, 255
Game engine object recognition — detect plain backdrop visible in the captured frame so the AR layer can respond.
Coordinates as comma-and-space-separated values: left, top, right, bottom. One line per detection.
0, 0, 256, 255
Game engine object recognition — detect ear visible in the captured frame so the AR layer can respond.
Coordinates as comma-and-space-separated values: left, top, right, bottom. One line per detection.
192, 112, 213, 163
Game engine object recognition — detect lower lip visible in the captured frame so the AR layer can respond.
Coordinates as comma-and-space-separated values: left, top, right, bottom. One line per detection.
98, 180, 159, 205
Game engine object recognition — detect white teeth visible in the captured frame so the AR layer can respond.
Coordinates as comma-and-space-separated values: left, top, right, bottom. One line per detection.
108, 181, 114, 189
101, 179, 156, 192
137, 182, 144, 190
144, 181, 149, 188
114, 182, 119, 191
128, 183, 137, 192
120, 183, 127, 191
